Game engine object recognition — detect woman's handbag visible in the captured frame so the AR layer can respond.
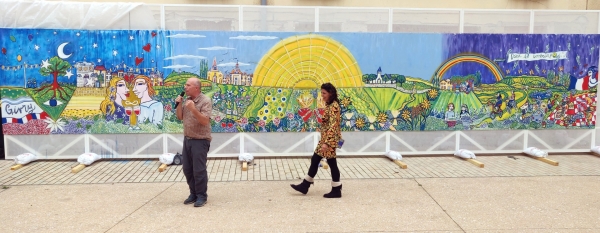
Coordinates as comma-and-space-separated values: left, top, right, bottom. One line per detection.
337, 138, 345, 149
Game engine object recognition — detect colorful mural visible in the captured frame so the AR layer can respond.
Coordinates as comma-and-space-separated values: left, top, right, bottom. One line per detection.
1, 29, 599, 135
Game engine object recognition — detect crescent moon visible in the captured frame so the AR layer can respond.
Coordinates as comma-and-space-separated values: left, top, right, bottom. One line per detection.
57, 42, 72, 59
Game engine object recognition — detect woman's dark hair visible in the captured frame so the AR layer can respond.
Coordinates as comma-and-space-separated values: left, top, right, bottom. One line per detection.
321, 82, 339, 105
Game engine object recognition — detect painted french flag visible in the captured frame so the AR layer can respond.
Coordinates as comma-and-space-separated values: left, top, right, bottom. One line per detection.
570, 67, 599, 91
1, 112, 49, 124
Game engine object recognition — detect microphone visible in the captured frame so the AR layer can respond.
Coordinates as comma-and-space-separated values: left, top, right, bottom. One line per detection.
174, 91, 185, 109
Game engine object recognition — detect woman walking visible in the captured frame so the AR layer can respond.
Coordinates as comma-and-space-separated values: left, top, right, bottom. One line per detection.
290, 83, 343, 198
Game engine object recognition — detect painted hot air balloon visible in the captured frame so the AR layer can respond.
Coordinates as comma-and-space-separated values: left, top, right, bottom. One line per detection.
17, 55, 22, 62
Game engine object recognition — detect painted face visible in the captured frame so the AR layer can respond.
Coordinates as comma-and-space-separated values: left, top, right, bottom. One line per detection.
321, 89, 330, 104
589, 70, 594, 77
133, 78, 148, 99
115, 80, 128, 102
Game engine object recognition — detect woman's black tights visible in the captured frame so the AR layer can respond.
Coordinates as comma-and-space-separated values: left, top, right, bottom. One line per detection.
307, 153, 340, 182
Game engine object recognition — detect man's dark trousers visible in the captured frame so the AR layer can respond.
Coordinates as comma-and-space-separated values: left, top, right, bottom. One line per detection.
182, 137, 210, 199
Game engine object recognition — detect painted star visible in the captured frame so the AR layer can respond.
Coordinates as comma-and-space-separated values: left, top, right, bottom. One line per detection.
34, 45, 39, 50
129, 55, 132, 58
76, 32, 80, 37
129, 35, 134, 41
53, 31, 57, 35
156, 44, 161, 49
113, 50, 118, 56
80, 46, 83, 50
151, 59, 155, 63
65, 69, 74, 79
41, 59, 50, 69
97, 59, 102, 63
113, 35, 116, 39
93, 43, 98, 48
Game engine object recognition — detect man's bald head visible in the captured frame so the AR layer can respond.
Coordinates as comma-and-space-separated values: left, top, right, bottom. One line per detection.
185, 77, 202, 98
190, 78, 201, 87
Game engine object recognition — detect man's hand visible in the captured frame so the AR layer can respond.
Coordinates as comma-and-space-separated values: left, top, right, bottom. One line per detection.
185, 100, 195, 109
175, 96, 183, 105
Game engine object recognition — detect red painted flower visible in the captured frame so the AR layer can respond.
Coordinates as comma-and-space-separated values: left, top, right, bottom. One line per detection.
221, 122, 226, 127
315, 108, 325, 123
297, 108, 313, 122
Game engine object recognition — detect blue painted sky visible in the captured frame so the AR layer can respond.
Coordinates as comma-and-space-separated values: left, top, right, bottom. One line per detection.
168, 31, 445, 80
443, 34, 600, 84
2, 29, 600, 87
0, 29, 171, 87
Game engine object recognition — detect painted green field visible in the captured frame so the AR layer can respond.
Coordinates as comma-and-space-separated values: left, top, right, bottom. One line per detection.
432, 91, 483, 113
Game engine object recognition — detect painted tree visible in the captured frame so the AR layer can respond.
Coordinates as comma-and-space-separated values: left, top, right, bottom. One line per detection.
199, 59, 208, 79
389, 74, 398, 84
97, 73, 105, 86
362, 74, 369, 83
397, 75, 406, 87
38, 56, 71, 100
382, 74, 391, 83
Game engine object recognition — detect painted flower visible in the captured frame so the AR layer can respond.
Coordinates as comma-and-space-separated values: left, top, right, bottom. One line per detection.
44, 118, 66, 133
214, 115, 222, 123
421, 100, 431, 110
376, 112, 387, 123
356, 117, 366, 129
427, 89, 439, 99
287, 112, 295, 120
273, 117, 281, 126
340, 96, 351, 107
401, 110, 410, 120
164, 104, 172, 112
221, 122, 226, 127
258, 119, 266, 128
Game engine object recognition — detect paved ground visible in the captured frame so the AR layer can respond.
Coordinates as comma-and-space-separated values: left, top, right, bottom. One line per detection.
1, 154, 600, 232
1, 154, 600, 185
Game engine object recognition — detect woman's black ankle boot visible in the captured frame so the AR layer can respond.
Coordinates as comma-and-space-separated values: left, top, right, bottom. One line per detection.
323, 184, 342, 198
290, 179, 314, 194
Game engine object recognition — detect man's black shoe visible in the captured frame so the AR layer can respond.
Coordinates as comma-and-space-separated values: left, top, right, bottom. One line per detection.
183, 194, 196, 205
194, 198, 207, 207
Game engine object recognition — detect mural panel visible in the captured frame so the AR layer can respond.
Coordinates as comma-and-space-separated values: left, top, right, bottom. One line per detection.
1, 29, 598, 134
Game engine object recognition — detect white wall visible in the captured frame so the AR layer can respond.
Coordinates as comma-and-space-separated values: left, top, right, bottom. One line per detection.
44, 0, 600, 10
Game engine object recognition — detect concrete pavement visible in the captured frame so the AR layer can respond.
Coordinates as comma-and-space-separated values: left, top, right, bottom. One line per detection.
1, 155, 600, 232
